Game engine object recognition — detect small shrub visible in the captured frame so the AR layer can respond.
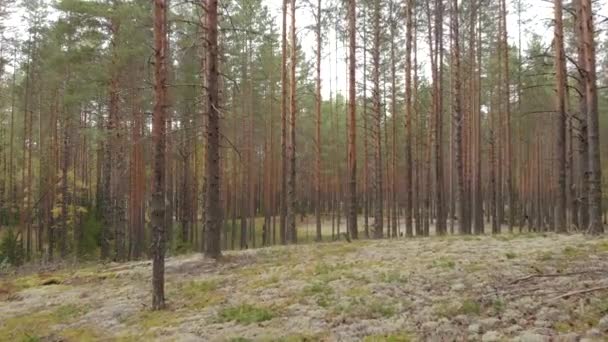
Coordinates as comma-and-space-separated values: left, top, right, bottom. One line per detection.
537, 251, 553, 261
179, 279, 221, 308
432, 257, 455, 269
78, 213, 102, 258
368, 301, 396, 318
505, 252, 517, 259
364, 333, 412, 342
0, 228, 24, 266
335, 298, 396, 319
491, 299, 505, 314
460, 299, 481, 315
563, 246, 584, 258
303, 282, 333, 296
381, 271, 408, 284
21, 334, 41, 342
218, 304, 274, 324
435, 298, 480, 317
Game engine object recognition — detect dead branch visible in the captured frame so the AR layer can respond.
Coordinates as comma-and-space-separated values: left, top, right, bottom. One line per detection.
550, 284, 608, 301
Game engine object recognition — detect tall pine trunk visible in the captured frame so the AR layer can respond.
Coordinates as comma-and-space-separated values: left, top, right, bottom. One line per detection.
347, 0, 358, 239
152, 0, 168, 310
580, 0, 603, 234
204, 0, 222, 256
554, 0, 567, 233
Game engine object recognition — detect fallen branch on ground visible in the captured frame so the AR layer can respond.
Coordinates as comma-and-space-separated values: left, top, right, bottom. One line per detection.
550, 284, 608, 301
509, 269, 604, 285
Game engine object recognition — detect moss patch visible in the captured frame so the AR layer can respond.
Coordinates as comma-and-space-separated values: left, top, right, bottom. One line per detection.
218, 304, 275, 324
175, 279, 223, 308
0, 304, 88, 341
435, 298, 480, 317
432, 256, 456, 269
333, 297, 396, 319
363, 332, 413, 342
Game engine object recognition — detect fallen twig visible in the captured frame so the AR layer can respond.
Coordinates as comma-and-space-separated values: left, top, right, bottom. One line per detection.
550, 284, 608, 301
509, 269, 603, 285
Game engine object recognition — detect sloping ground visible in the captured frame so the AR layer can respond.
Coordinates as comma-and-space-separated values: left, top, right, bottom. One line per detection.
1, 233, 608, 342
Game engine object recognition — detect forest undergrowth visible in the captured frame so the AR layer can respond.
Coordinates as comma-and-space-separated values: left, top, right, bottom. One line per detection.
1, 233, 608, 341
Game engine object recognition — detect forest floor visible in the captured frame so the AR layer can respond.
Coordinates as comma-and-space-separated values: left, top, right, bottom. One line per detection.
1, 233, 608, 341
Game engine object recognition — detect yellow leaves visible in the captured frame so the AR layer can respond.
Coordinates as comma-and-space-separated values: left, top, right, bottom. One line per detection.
51, 205, 88, 220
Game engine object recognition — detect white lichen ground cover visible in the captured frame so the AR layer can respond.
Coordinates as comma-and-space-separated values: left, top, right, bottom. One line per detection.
1, 233, 608, 341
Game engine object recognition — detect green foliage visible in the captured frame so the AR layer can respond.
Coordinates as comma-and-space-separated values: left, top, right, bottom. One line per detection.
302, 281, 334, 308
363, 333, 412, 342
536, 251, 554, 261
334, 297, 396, 319
77, 212, 102, 258
562, 246, 584, 258
491, 299, 505, 315
0, 304, 88, 340
21, 335, 41, 342
303, 281, 333, 296
432, 256, 456, 269
381, 271, 408, 284
460, 299, 481, 315
218, 304, 275, 325
177, 279, 222, 308
435, 298, 481, 317
0, 228, 24, 266
505, 252, 517, 259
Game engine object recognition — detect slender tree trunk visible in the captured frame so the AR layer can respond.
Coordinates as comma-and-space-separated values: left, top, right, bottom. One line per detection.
389, 5, 397, 238
501, 0, 513, 233
473, 3, 483, 234
152, 0, 168, 310
362, 8, 369, 238
204, 0, 222, 255
451, 0, 464, 234
347, 0, 358, 239
434, 0, 446, 235
554, 0, 567, 233
315, 0, 322, 241
574, 0, 589, 232
580, 0, 602, 234
404, 0, 413, 237
280, 0, 288, 244
371, 0, 382, 239
286, 0, 297, 243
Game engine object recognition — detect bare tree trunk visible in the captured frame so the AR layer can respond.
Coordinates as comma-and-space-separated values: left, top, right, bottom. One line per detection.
204, 0, 222, 255
130, 72, 145, 259
574, 0, 589, 232
580, 0, 602, 234
152, 0, 168, 310
451, 0, 464, 235
434, 0, 446, 235
389, 5, 397, 238
280, 0, 288, 244
362, 8, 369, 238
371, 0, 382, 239
286, 0, 297, 243
404, 0, 413, 237
473, 3, 483, 234
347, 0, 358, 240
59, 119, 69, 258
315, 0, 322, 241
501, 0, 513, 233
554, 0, 567, 233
